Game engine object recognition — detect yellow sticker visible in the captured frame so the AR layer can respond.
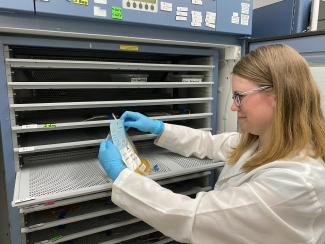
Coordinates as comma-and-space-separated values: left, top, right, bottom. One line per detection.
119, 45, 140, 52
73, 0, 88, 5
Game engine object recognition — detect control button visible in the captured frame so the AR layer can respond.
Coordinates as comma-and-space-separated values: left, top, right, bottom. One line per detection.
150, 4, 154, 11
145, 4, 148, 10
133, 2, 137, 8
126, 1, 130, 7
139, 3, 143, 9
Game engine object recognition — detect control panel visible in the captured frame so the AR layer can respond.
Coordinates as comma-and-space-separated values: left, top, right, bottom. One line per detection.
122, 0, 158, 13
33, 0, 252, 34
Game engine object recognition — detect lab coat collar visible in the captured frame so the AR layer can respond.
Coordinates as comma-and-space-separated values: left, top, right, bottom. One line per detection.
216, 140, 259, 188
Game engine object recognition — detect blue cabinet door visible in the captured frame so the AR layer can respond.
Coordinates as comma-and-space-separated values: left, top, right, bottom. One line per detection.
0, 0, 35, 12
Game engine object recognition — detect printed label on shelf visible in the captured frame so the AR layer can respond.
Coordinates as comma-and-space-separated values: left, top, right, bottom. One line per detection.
43, 123, 57, 128
160, 2, 172, 12
182, 78, 203, 82
28, 223, 45, 229
51, 235, 63, 241
119, 45, 139, 52
94, 6, 107, 17
21, 124, 38, 129
18, 147, 35, 153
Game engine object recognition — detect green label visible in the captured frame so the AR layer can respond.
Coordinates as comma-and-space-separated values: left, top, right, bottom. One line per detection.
51, 235, 63, 241
112, 6, 123, 20
43, 123, 57, 128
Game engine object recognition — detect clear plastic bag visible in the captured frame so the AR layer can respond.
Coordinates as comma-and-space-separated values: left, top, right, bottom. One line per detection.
109, 119, 151, 175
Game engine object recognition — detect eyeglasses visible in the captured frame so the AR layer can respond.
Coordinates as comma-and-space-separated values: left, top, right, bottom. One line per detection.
232, 86, 272, 106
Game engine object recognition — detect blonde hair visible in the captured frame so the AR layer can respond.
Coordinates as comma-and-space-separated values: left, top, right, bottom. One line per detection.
228, 44, 325, 171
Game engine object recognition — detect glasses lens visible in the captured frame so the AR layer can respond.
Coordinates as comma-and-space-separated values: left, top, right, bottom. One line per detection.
236, 95, 241, 106
232, 93, 241, 106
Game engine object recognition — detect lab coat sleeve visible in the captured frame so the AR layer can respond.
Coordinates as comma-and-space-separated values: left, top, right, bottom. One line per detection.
112, 165, 323, 244
155, 123, 240, 162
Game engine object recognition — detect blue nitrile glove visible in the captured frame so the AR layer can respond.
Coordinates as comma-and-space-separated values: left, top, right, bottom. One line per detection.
121, 111, 164, 135
98, 140, 126, 181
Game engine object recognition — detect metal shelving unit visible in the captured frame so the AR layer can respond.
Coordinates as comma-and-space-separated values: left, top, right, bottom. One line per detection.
5, 43, 220, 243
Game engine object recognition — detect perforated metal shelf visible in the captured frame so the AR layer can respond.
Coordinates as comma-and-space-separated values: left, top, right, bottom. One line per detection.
22, 199, 122, 233
27, 186, 210, 243
21, 171, 211, 214
23, 184, 210, 236
13, 147, 222, 208
74, 222, 155, 244
29, 212, 139, 244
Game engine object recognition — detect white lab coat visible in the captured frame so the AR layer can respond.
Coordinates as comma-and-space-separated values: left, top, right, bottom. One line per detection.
112, 123, 325, 244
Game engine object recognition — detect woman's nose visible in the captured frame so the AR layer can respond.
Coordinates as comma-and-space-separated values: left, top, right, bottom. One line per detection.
231, 100, 239, 111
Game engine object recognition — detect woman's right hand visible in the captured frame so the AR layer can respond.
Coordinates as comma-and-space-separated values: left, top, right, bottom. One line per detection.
121, 111, 164, 135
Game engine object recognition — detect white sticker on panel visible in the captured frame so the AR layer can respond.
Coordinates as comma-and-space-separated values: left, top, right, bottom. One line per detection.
205, 11, 216, 28
205, 22, 216, 29
191, 21, 202, 27
94, 6, 107, 17
205, 11, 216, 23
191, 11, 202, 16
160, 2, 173, 12
206, 11, 216, 19
176, 16, 187, 21
191, 11, 202, 24
177, 6, 188, 12
192, 0, 203, 5
94, 0, 107, 4
176, 11, 188, 17
231, 12, 240, 24
241, 14, 249, 25
241, 2, 250, 14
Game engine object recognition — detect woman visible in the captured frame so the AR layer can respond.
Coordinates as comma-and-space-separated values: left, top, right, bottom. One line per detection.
99, 44, 325, 244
